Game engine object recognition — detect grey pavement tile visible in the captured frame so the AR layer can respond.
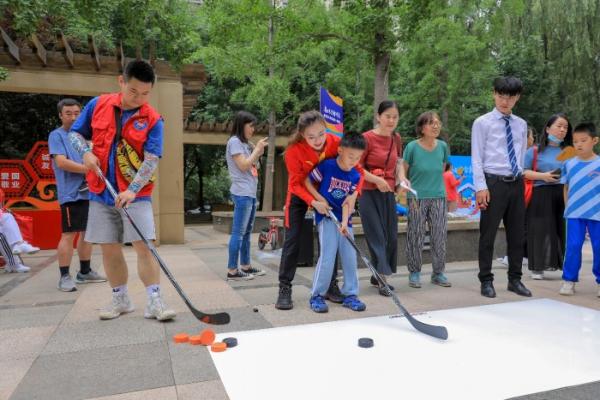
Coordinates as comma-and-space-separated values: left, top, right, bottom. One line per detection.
233, 286, 281, 306
163, 307, 273, 338
10, 342, 174, 400
177, 380, 229, 400
41, 317, 166, 356
0, 357, 36, 400
84, 386, 177, 400
167, 340, 219, 385
0, 326, 56, 361
509, 381, 600, 400
0, 303, 71, 330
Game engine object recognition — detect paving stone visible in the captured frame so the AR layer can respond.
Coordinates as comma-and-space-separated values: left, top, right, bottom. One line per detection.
10, 342, 174, 400
0, 325, 56, 361
0, 303, 71, 330
85, 386, 177, 400
41, 317, 166, 356
177, 380, 230, 400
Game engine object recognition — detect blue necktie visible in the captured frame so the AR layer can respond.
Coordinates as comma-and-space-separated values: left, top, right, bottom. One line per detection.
502, 116, 520, 177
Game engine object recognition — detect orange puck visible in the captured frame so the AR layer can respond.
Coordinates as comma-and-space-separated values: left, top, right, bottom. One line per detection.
199, 329, 216, 346
189, 335, 204, 345
211, 342, 227, 352
173, 333, 189, 343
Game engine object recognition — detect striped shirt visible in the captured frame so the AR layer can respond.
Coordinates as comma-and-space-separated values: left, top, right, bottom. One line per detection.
561, 155, 600, 221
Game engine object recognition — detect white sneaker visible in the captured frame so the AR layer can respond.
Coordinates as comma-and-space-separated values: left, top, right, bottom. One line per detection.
12, 242, 40, 255
5, 263, 30, 273
559, 281, 575, 296
531, 271, 544, 280
144, 292, 176, 321
522, 258, 529, 267
99, 292, 135, 320
496, 256, 508, 266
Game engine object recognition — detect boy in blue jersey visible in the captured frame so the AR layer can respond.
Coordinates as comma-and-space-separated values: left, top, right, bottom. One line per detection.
559, 122, 600, 296
305, 133, 366, 313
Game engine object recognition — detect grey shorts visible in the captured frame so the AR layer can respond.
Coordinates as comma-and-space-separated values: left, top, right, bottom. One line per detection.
85, 200, 156, 244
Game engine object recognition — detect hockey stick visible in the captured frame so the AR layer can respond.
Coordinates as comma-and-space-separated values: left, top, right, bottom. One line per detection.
97, 169, 230, 325
328, 211, 448, 340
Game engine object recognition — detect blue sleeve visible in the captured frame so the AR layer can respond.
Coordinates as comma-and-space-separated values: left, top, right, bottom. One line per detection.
524, 147, 534, 170
560, 161, 568, 184
48, 131, 66, 156
144, 118, 164, 157
349, 169, 361, 194
71, 97, 98, 140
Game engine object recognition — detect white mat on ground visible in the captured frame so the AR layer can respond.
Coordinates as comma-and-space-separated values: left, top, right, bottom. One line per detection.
211, 299, 600, 400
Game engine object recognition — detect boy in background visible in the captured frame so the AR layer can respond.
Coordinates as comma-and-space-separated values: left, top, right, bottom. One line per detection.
559, 123, 600, 296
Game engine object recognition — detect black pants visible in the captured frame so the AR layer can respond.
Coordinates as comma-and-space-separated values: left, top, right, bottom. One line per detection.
478, 176, 525, 282
278, 195, 337, 288
358, 190, 398, 275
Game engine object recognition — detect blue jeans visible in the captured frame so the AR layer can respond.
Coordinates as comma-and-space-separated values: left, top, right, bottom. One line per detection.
311, 218, 359, 297
563, 218, 600, 283
227, 195, 256, 270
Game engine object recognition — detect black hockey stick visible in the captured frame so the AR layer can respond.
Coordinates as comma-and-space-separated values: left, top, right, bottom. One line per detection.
328, 211, 448, 340
98, 170, 230, 325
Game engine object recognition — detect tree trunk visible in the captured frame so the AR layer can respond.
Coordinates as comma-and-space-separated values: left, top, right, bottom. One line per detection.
262, 4, 276, 212
373, 50, 390, 125
262, 110, 276, 211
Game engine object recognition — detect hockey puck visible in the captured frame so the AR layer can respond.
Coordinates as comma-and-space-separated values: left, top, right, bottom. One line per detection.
199, 329, 216, 346
253, 307, 259, 312
358, 338, 374, 348
173, 333, 189, 343
223, 337, 238, 348
211, 342, 227, 352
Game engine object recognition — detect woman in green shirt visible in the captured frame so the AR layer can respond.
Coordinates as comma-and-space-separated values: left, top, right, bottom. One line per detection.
401, 111, 451, 289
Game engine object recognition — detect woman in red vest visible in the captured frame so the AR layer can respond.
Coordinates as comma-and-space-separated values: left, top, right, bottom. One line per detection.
275, 111, 361, 310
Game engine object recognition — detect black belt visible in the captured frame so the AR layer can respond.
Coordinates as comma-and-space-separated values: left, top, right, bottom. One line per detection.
484, 173, 522, 183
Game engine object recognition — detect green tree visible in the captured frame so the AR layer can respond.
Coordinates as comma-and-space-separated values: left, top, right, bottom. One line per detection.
195, 0, 335, 211
0, 0, 199, 67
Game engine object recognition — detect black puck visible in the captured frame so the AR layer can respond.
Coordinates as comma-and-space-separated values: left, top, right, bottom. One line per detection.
223, 337, 238, 348
358, 337, 374, 348
252, 307, 259, 312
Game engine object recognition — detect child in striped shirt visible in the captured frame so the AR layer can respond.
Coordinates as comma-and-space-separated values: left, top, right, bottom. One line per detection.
559, 122, 600, 296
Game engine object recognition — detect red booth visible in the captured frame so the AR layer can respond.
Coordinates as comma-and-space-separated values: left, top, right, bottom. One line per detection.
1, 142, 62, 249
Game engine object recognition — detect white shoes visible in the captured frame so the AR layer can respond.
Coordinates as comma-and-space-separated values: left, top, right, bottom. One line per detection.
12, 241, 40, 255
144, 292, 176, 321
4, 263, 30, 273
496, 256, 528, 267
99, 292, 135, 320
559, 281, 575, 296
531, 271, 544, 280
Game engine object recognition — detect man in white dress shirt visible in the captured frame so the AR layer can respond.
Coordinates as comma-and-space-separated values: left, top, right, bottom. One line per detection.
471, 76, 532, 298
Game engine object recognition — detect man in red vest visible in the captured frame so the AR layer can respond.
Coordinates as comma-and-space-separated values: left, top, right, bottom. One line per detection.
69, 60, 175, 321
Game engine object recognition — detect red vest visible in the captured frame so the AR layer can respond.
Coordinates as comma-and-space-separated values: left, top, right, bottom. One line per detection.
86, 93, 161, 197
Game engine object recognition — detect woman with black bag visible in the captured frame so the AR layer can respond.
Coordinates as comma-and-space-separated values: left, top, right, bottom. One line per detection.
359, 100, 407, 296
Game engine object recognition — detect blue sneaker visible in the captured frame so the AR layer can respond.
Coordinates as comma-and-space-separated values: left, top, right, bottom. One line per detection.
309, 295, 329, 313
342, 295, 366, 312
409, 272, 421, 288
431, 272, 452, 287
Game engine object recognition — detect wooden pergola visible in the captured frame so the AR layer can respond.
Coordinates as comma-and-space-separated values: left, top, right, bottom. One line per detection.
0, 27, 292, 234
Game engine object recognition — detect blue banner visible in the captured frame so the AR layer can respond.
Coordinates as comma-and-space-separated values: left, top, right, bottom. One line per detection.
319, 87, 343, 136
